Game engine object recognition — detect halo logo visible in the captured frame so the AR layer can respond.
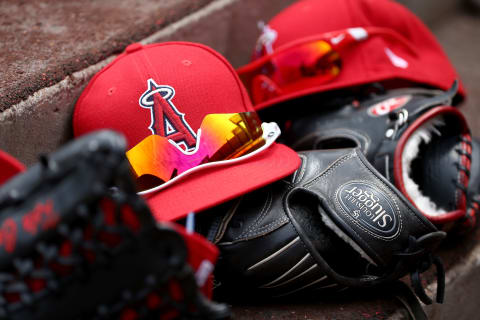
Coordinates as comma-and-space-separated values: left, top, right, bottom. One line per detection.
139, 79, 197, 151
337, 182, 400, 240
254, 21, 278, 58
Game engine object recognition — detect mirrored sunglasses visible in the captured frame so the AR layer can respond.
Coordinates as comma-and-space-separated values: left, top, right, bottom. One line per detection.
238, 26, 415, 104
126, 112, 280, 194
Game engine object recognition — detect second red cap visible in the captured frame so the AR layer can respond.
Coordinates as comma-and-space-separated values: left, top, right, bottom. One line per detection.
238, 0, 464, 110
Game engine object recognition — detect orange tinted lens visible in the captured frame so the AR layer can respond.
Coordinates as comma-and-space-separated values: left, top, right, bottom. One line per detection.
270, 41, 340, 85
238, 40, 341, 104
126, 112, 265, 182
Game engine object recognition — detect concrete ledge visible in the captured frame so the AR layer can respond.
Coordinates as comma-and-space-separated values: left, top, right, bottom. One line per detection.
431, 11, 480, 136
0, 0, 295, 165
0, 0, 215, 112
424, 230, 480, 320
398, 0, 460, 25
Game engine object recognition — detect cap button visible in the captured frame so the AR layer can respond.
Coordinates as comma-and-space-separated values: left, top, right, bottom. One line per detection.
125, 43, 143, 53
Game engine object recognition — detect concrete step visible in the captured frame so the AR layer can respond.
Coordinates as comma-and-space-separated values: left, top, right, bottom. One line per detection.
0, 0, 297, 166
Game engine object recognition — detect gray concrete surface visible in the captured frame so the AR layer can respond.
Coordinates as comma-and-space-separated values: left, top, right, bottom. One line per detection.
230, 291, 406, 319
424, 232, 480, 320
431, 10, 480, 136
0, 0, 215, 111
0, 0, 296, 166
398, 0, 460, 25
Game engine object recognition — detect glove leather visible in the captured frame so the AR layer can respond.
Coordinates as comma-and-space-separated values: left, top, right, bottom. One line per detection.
285, 84, 472, 226
207, 149, 444, 300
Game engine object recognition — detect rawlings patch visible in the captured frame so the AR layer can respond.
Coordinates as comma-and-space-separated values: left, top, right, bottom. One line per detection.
367, 95, 411, 117
337, 182, 401, 240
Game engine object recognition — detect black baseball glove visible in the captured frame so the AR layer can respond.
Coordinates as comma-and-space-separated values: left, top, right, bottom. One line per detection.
282, 82, 477, 230
0, 130, 229, 320
200, 148, 445, 308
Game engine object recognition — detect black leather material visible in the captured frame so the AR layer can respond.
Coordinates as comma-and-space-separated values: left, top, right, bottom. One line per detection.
419, 135, 466, 211
284, 84, 472, 225
206, 149, 444, 301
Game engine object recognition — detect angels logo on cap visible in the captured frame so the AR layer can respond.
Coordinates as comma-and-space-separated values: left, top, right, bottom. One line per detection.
139, 79, 196, 151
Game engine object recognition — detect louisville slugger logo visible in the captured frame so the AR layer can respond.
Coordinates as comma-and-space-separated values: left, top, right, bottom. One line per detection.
337, 182, 400, 240
139, 79, 197, 151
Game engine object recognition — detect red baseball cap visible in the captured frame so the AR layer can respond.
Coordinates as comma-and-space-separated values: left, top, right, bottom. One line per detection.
73, 42, 300, 221
0, 150, 25, 185
238, 0, 465, 110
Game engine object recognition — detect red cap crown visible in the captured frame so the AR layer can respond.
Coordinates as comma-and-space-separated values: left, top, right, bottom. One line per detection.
74, 42, 300, 221
74, 42, 254, 149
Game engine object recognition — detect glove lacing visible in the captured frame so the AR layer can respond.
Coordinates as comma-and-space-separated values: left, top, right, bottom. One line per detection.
455, 136, 479, 229
394, 235, 445, 305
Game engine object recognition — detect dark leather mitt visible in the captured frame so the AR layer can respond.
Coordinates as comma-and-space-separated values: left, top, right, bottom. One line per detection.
0, 130, 229, 320
201, 148, 445, 306
283, 82, 476, 230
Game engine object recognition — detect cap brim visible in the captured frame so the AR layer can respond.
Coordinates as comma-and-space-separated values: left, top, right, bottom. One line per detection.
144, 143, 300, 221
0, 150, 25, 185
